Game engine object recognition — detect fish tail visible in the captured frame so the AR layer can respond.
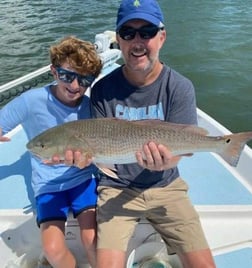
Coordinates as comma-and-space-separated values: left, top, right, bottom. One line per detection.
219, 132, 252, 167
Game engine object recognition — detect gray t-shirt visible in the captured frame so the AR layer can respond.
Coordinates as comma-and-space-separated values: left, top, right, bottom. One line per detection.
91, 64, 197, 188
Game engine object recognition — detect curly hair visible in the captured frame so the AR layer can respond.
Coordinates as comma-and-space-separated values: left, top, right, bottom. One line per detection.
50, 36, 103, 77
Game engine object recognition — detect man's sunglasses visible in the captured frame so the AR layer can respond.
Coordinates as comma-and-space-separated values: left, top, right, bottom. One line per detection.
56, 67, 95, 87
117, 25, 164, 41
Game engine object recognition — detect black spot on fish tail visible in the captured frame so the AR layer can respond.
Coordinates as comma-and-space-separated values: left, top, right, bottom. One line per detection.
219, 132, 252, 167
225, 138, 231, 144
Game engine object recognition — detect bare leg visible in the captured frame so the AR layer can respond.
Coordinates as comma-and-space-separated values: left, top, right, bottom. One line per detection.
178, 248, 216, 268
77, 209, 97, 268
41, 220, 76, 268
96, 248, 126, 268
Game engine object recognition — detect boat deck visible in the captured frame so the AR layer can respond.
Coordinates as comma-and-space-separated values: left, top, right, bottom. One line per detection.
215, 248, 252, 268
180, 153, 252, 205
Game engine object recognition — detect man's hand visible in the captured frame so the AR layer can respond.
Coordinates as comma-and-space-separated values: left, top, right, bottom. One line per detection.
136, 141, 182, 171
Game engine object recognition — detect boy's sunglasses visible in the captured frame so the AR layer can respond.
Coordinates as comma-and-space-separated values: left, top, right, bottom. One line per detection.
117, 25, 164, 41
56, 67, 95, 87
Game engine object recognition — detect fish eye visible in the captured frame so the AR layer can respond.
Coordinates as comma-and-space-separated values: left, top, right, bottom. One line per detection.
36, 142, 45, 148
40, 143, 45, 148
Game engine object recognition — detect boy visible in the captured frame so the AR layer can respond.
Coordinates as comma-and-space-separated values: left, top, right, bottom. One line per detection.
0, 36, 102, 268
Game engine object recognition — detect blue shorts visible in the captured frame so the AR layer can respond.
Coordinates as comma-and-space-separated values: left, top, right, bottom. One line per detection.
36, 178, 97, 226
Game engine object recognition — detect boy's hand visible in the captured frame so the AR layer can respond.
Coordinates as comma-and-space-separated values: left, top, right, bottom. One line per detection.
44, 150, 93, 169
0, 128, 10, 142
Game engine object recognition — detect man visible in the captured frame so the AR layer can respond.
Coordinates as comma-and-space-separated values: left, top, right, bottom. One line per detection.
61, 0, 216, 267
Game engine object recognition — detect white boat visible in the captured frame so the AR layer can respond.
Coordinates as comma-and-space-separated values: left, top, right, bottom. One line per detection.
1, 32, 252, 268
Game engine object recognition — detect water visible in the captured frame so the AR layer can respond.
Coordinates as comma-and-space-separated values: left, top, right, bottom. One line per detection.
0, 0, 251, 139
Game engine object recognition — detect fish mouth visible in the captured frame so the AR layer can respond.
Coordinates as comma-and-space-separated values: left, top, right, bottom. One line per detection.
26, 143, 41, 157
26, 142, 32, 150
28, 150, 41, 158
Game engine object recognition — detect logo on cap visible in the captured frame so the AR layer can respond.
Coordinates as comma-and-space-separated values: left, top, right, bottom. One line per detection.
133, 0, 140, 7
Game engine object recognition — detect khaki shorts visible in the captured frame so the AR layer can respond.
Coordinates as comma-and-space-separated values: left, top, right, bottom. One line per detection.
96, 177, 209, 254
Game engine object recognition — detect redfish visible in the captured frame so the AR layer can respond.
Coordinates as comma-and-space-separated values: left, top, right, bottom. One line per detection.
27, 118, 252, 167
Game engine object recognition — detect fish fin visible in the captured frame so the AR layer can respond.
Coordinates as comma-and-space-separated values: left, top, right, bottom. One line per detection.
219, 132, 252, 166
96, 163, 119, 179
130, 119, 209, 136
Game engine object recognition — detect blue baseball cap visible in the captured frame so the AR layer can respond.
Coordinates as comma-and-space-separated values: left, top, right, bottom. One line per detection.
116, 0, 164, 30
